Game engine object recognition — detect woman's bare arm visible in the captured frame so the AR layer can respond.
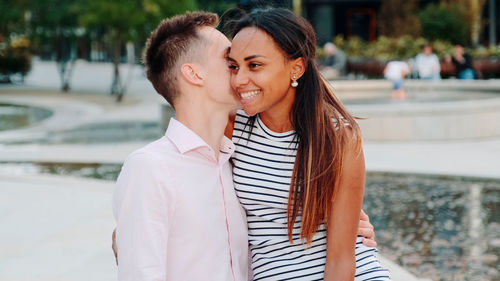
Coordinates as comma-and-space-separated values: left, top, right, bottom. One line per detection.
324, 130, 366, 280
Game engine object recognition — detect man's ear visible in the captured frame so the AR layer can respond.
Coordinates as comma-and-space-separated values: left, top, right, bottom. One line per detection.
180, 63, 204, 86
290, 57, 306, 80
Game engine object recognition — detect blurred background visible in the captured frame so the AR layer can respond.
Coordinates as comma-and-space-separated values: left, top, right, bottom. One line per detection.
0, 0, 499, 281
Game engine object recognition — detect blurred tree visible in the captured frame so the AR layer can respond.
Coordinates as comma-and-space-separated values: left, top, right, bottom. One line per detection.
377, 0, 421, 38
0, 0, 28, 39
29, 0, 83, 91
292, 0, 302, 15
442, 0, 487, 46
78, 0, 197, 102
419, 2, 469, 45
197, 0, 236, 15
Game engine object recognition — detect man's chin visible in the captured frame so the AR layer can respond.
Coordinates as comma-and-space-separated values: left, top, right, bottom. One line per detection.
232, 101, 243, 110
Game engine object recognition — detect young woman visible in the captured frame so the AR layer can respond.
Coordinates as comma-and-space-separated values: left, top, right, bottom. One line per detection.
227, 8, 391, 280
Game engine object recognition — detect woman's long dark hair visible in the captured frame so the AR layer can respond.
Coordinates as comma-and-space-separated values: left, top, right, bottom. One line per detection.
232, 8, 362, 244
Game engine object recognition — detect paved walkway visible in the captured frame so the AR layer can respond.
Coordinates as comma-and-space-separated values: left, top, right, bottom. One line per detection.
0, 174, 117, 281
2, 60, 499, 280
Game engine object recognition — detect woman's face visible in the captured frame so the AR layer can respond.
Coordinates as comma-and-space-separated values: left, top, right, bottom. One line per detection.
228, 27, 299, 117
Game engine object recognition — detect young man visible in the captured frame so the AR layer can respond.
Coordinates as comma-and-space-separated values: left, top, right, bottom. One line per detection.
113, 11, 378, 281
113, 12, 248, 281
415, 43, 441, 80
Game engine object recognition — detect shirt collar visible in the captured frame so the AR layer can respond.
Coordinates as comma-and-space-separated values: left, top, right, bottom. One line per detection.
218, 134, 235, 164
165, 118, 235, 159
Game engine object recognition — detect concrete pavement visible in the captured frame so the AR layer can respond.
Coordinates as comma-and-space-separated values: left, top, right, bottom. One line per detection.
0, 174, 117, 281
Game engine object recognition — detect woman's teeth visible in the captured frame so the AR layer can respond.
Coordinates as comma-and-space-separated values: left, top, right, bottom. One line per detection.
240, 90, 260, 99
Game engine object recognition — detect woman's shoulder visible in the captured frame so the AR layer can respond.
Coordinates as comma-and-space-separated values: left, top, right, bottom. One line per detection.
228, 110, 254, 138
234, 110, 255, 126
331, 113, 363, 146
331, 115, 351, 131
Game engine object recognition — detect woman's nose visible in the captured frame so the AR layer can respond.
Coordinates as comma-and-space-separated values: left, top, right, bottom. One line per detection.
231, 68, 249, 88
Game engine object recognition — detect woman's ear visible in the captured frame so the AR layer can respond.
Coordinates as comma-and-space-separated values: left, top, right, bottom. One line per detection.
180, 63, 204, 86
290, 57, 306, 79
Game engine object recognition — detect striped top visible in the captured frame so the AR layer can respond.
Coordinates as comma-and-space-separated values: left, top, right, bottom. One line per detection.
232, 111, 391, 281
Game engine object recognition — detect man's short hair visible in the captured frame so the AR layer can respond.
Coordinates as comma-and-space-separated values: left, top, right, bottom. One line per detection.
143, 11, 218, 107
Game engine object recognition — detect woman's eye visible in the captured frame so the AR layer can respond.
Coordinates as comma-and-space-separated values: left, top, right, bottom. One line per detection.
228, 64, 239, 70
249, 63, 261, 69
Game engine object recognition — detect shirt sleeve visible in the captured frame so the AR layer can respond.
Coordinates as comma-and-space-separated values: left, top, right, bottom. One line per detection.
433, 55, 441, 72
113, 151, 175, 281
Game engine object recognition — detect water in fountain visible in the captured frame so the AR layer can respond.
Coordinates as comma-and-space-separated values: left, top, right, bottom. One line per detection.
0, 103, 53, 131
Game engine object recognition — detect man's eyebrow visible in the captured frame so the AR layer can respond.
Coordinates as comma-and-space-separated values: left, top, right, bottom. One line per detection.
225, 47, 236, 62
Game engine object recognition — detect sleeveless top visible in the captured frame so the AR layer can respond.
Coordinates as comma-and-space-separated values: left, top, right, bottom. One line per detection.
232, 111, 391, 281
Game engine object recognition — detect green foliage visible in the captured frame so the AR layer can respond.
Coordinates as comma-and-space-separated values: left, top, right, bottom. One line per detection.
142, 0, 198, 40
0, 36, 32, 76
78, 0, 146, 37
28, 0, 83, 49
342, 36, 365, 59
470, 45, 500, 59
76, 0, 198, 98
419, 2, 469, 45
328, 35, 454, 61
326, 34, 500, 61
77, 0, 198, 42
431, 39, 455, 57
197, 0, 235, 15
0, 0, 28, 36
29, 0, 80, 30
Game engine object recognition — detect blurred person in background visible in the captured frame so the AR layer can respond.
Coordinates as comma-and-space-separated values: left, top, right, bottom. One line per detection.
451, 44, 475, 79
384, 60, 410, 100
414, 43, 441, 80
320, 42, 347, 80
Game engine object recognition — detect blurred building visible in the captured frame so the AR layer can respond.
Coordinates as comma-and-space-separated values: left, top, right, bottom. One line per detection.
235, 0, 499, 46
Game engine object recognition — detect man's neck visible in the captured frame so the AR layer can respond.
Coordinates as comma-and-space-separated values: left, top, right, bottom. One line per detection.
175, 104, 230, 160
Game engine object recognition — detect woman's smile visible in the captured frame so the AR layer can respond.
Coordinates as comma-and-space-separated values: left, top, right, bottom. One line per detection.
238, 89, 261, 104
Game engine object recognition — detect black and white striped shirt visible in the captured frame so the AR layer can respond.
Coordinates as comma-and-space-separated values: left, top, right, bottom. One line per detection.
232, 111, 391, 281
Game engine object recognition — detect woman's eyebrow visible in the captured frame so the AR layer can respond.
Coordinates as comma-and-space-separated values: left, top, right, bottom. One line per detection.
243, 55, 265, 61
226, 53, 266, 62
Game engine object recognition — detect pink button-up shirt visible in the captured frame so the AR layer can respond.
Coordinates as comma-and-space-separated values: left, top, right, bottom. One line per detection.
113, 118, 248, 281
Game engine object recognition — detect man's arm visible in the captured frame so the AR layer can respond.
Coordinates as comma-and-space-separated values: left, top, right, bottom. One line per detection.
113, 152, 174, 281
